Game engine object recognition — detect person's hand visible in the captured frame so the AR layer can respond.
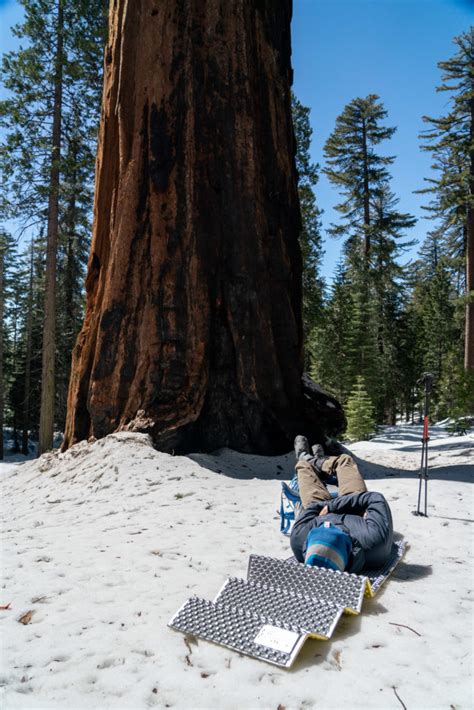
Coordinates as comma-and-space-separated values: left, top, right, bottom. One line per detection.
319, 505, 328, 516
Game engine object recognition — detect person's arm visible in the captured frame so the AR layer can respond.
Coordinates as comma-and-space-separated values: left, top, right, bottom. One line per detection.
327, 492, 393, 550
326, 492, 369, 516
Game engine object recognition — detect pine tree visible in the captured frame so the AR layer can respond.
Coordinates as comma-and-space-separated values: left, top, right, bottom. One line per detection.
291, 94, 324, 350
38, 0, 64, 454
323, 94, 396, 264
7, 234, 47, 454
344, 269, 382, 408
1, 230, 25, 455
0, 233, 5, 458
0, 0, 106, 451
370, 185, 416, 420
394, 304, 423, 423
408, 230, 462, 418
322, 95, 415, 419
419, 28, 474, 372
310, 263, 354, 403
345, 375, 376, 441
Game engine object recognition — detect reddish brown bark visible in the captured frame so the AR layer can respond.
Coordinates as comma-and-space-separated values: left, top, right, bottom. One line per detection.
63, 0, 344, 454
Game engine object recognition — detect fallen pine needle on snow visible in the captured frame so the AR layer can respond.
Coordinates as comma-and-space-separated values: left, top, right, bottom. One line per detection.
388, 622, 422, 636
393, 685, 408, 710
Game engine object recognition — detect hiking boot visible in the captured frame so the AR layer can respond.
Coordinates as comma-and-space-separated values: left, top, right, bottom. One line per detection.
311, 443, 329, 475
294, 435, 311, 461
311, 444, 325, 459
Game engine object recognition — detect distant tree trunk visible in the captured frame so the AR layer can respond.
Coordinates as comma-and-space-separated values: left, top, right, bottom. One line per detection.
58, 143, 80, 426
39, 0, 63, 454
11, 309, 20, 453
22, 244, 34, 455
466, 214, 474, 371
361, 117, 371, 261
465, 85, 474, 371
63, 0, 345, 454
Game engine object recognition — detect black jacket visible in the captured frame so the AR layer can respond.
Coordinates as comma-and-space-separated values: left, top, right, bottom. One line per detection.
290, 491, 394, 574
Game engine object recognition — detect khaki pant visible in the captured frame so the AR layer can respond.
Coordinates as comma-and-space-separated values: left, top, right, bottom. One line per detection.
296, 454, 367, 510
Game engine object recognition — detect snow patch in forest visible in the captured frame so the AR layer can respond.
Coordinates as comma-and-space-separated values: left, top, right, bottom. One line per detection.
1, 426, 473, 709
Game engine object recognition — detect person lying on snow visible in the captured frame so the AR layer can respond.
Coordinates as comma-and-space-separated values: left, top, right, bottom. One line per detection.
290, 436, 394, 574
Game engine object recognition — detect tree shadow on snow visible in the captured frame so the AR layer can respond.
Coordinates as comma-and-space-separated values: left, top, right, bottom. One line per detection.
354, 456, 473, 485
187, 451, 295, 480
187, 445, 472, 484
393, 440, 473, 454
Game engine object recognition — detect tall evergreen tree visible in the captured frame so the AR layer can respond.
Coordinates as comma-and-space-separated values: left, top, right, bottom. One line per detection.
323, 94, 396, 264
291, 94, 324, 349
370, 186, 416, 420
0, 0, 107, 451
408, 230, 462, 418
38, 0, 64, 454
321, 95, 415, 419
419, 28, 474, 372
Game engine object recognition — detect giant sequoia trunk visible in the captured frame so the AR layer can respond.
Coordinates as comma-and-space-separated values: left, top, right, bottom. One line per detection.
63, 0, 345, 454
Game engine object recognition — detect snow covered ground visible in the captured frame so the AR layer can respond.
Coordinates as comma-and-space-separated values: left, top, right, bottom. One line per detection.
1, 424, 472, 710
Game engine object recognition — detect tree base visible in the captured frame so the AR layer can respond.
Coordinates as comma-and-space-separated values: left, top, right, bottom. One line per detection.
118, 373, 346, 455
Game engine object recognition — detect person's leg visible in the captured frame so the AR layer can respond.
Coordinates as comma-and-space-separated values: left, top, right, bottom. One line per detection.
296, 459, 332, 509
319, 454, 367, 495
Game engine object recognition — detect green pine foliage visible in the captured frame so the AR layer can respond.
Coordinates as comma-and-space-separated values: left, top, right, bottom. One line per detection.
393, 305, 423, 423
345, 376, 376, 441
291, 94, 325, 352
312, 94, 415, 422
0, 230, 22, 455
0, 0, 106, 447
323, 94, 396, 261
407, 230, 463, 419
0, 0, 106, 227
2, 235, 46, 453
310, 263, 354, 403
418, 28, 474, 373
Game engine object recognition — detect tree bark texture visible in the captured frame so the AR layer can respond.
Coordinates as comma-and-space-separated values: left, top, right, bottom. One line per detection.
63, 0, 345, 454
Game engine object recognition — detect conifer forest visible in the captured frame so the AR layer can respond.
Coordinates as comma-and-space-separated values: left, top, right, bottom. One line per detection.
0, 1, 473, 458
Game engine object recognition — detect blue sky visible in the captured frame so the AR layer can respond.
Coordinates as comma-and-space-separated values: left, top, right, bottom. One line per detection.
292, 0, 473, 278
1, 0, 473, 279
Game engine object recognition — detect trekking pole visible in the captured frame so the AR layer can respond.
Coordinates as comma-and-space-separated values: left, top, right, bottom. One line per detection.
413, 372, 434, 517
